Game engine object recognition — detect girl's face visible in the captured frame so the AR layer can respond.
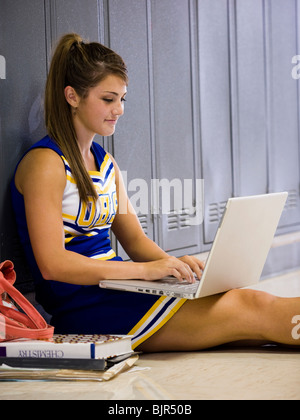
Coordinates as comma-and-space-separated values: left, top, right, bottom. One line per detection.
70, 74, 127, 139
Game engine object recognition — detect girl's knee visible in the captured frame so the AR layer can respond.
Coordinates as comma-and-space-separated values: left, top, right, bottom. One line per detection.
224, 288, 276, 316
221, 288, 277, 341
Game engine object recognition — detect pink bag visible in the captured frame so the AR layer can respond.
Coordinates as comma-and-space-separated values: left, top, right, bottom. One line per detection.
0, 260, 54, 342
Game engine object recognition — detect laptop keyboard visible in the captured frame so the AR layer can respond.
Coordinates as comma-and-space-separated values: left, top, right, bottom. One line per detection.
159, 278, 200, 291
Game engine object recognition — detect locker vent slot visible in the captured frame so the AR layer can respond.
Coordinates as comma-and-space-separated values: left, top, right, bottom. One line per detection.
167, 209, 191, 231
284, 190, 298, 211
208, 201, 227, 223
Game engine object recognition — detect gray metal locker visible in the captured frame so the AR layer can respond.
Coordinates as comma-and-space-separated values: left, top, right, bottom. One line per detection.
150, 0, 201, 255
230, 0, 268, 197
264, 0, 300, 231
197, 0, 233, 246
0, 0, 47, 289
107, 0, 155, 259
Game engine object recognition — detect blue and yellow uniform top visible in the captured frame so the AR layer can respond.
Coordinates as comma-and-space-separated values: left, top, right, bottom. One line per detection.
11, 136, 186, 348
61, 145, 118, 261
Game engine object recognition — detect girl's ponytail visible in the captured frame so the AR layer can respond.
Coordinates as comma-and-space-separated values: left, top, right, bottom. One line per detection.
44, 33, 128, 204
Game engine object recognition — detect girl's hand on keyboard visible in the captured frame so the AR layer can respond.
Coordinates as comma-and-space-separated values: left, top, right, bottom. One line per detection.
178, 255, 205, 281
141, 256, 196, 283
141, 255, 205, 283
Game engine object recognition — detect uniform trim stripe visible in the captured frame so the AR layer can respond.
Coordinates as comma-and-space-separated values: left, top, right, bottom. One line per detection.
91, 249, 116, 260
129, 297, 186, 349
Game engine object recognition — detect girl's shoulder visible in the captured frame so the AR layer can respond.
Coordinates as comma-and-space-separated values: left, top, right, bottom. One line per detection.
14, 137, 66, 194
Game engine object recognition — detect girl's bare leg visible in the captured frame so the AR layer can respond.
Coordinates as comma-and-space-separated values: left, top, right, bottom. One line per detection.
137, 289, 300, 352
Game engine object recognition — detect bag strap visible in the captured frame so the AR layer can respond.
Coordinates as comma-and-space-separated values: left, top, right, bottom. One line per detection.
0, 260, 16, 288
0, 261, 54, 341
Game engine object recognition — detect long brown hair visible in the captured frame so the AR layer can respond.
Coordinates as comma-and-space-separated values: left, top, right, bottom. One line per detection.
44, 33, 128, 204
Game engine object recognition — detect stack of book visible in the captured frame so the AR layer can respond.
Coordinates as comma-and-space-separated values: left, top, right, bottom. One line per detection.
0, 334, 136, 381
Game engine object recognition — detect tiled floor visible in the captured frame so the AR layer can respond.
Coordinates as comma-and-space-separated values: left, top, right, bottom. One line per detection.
0, 270, 299, 400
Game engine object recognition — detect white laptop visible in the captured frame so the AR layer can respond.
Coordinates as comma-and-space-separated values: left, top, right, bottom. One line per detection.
100, 192, 288, 299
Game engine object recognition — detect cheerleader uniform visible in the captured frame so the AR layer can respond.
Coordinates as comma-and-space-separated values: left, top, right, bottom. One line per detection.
11, 136, 186, 349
